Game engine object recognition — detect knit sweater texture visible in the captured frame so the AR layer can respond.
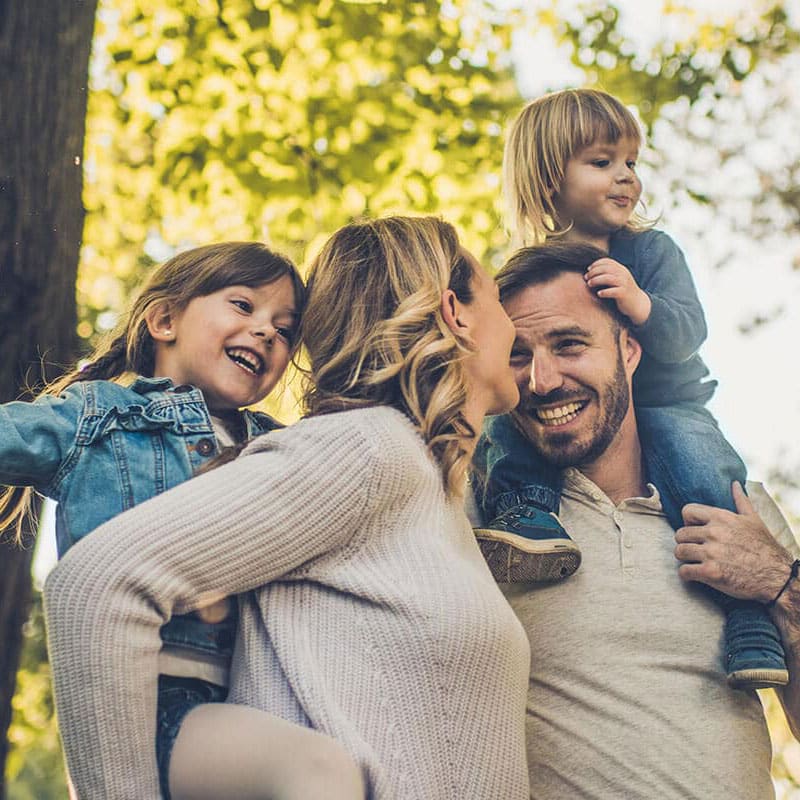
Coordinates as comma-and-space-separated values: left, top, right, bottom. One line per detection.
44, 405, 531, 799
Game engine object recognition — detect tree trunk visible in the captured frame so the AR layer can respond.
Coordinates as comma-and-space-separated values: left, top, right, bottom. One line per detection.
0, 1, 97, 793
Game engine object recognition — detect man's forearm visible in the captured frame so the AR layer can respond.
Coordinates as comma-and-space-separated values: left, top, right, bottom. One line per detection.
771, 576, 800, 738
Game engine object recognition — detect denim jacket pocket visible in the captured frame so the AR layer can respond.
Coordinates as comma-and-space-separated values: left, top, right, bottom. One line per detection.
77, 400, 209, 445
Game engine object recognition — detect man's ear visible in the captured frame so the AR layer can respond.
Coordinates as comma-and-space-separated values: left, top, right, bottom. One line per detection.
144, 302, 176, 343
440, 289, 470, 341
621, 328, 642, 377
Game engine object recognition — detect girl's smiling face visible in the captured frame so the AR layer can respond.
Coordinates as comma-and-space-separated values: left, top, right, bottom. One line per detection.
148, 275, 298, 411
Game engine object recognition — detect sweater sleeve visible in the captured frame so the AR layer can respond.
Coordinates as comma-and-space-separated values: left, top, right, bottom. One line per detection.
44, 410, 388, 800
0, 386, 84, 489
626, 231, 708, 364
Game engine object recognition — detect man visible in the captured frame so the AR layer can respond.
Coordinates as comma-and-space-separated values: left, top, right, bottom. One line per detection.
471, 241, 800, 799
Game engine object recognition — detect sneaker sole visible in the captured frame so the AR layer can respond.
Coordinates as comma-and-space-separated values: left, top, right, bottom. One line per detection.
727, 667, 790, 690
474, 527, 581, 555
477, 538, 582, 584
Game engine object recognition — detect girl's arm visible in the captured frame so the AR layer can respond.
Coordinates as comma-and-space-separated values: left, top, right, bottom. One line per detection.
44, 410, 389, 800
0, 387, 83, 488
623, 230, 708, 364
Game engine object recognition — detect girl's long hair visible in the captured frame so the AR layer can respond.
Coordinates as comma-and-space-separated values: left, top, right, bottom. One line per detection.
504, 87, 651, 246
301, 216, 476, 496
1, 242, 305, 544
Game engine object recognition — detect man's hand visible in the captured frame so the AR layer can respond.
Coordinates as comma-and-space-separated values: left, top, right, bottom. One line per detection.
674, 481, 794, 602
584, 257, 652, 326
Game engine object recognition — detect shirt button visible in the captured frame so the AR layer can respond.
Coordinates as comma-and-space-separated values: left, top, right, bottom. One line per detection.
196, 438, 215, 456
623, 538, 633, 549
173, 384, 194, 393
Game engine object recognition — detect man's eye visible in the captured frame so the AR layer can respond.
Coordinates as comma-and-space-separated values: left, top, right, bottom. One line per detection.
509, 352, 530, 366
557, 340, 586, 352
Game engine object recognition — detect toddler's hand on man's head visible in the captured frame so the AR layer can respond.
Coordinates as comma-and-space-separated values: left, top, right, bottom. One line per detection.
584, 257, 652, 326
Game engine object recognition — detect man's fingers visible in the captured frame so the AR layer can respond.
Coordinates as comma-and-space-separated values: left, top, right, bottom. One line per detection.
732, 480, 755, 516
676, 562, 704, 583
674, 524, 706, 544
680, 502, 714, 526
674, 542, 706, 563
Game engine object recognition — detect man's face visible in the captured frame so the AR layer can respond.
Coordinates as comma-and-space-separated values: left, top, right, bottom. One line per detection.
504, 271, 640, 468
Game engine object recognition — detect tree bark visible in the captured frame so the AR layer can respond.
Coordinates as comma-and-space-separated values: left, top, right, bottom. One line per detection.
0, 1, 97, 793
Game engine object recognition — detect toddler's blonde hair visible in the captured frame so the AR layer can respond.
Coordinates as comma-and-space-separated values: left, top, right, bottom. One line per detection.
504, 88, 648, 246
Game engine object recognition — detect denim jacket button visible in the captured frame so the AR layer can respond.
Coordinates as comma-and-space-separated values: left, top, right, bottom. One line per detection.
196, 438, 215, 456
173, 384, 194, 393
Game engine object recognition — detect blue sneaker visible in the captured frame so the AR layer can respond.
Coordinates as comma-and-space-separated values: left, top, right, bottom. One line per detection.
725, 602, 788, 690
474, 503, 581, 583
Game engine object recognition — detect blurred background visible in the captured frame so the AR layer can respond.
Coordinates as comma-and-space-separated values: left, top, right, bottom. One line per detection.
2, 0, 800, 796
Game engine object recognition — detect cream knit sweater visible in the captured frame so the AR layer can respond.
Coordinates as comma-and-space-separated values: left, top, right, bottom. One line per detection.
44, 405, 530, 799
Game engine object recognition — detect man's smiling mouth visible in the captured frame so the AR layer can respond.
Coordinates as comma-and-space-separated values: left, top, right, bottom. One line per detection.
535, 400, 586, 426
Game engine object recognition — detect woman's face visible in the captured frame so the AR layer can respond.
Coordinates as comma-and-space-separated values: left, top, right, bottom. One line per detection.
459, 251, 520, 418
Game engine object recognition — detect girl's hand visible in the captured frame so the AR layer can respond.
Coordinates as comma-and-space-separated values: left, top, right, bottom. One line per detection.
584, 257, 652, 326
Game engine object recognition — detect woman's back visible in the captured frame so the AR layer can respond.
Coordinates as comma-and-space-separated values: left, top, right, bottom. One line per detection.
231, 406, 530, 798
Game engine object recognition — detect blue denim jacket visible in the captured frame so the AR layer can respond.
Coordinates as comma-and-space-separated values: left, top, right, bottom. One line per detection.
0, 375, 280, 657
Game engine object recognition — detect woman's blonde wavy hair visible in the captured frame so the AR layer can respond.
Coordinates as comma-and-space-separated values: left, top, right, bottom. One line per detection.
503, 88, 651, 246
301, 216, 476, 497
1, 242, 305, 544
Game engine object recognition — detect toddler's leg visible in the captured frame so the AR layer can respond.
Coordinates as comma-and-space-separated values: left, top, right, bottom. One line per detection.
168, 703, 365, 800
637, 403, 788, 691
472, 414, 580, 583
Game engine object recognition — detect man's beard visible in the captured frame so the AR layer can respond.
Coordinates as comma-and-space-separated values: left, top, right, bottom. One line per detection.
512, 345, 630, 469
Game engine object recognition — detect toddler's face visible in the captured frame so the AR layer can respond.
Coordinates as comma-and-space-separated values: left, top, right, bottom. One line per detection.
553, 136, 642, 246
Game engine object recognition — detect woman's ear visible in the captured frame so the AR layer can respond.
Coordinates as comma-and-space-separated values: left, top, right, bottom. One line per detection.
144, 302, 176, 343
441, 289, 467, 337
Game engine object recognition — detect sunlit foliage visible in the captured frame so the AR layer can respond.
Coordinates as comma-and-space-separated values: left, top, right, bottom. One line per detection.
78, 0, 521, 351
8, 2, 800, 796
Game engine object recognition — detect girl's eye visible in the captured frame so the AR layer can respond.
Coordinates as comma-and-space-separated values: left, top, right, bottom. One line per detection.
627, 160, 637, 169
231, 299, 252, 313
592, 159, 610, 168
276, 327, 295, 345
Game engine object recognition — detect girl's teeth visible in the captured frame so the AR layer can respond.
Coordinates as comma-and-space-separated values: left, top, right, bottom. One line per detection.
227, 349, 262, 374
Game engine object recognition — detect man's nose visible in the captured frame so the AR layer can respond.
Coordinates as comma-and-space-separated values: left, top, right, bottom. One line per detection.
529, 354, 562, 396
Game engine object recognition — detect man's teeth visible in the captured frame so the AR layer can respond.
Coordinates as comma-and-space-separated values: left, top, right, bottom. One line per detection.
226, 348, 263, 374
536, 401, 584, 426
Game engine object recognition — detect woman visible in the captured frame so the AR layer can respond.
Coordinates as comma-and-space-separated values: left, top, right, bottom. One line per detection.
44, 216, 530, 799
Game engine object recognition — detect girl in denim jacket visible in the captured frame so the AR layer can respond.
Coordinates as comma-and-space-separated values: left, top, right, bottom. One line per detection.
0, 243, 364, 799
473, 87, 787, 692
